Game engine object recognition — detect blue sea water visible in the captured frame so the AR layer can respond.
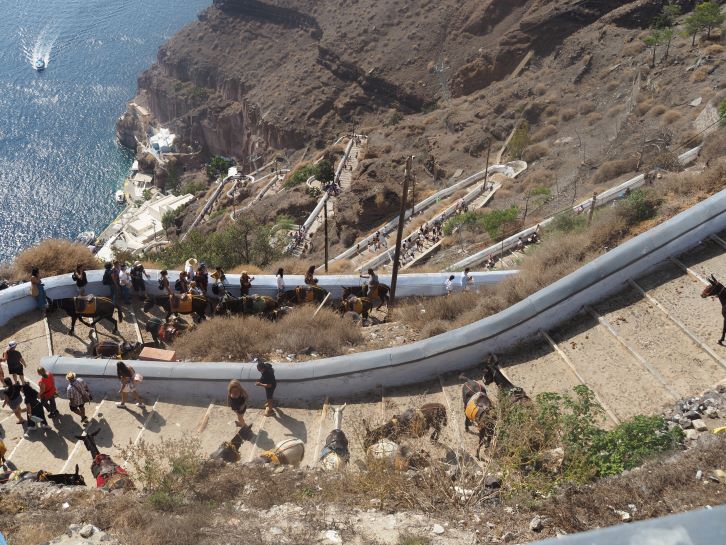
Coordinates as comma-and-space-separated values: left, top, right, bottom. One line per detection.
0, 0, 209, 263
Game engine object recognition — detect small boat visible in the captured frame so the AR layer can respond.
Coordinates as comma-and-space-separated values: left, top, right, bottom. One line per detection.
75, 231, 96, 246
115, 190, 125, 204
34, 59, 45, 71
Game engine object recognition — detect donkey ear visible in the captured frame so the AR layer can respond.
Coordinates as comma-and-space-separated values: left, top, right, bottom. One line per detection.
74, 434, 84, 440
362, 418, 369, 431
74, 464, 79, 475
341, 403, 347, 411
710, 274, 717, 283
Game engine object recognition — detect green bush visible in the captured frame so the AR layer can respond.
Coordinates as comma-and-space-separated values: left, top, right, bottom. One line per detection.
181, 180, 207, 195
619, 189, 662, 224
284, 160, 335, 188
206, 156, 233, 180
588, 415, 683, 476
443, 206, 519, 240
719, 98, 726, 125
161, 204, 189, 231
158, 217, 281, 269
550, 211, 587, 234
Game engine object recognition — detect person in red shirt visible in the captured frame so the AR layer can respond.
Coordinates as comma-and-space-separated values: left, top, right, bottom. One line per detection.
37, 367, 60, 418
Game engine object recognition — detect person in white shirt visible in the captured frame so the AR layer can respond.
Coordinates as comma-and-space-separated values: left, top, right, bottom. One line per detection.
445, 275, 455, 296
460, 267, 473, 292
184, 258, 197, 279
119, 264, 132, 304
276, 268, 285, 300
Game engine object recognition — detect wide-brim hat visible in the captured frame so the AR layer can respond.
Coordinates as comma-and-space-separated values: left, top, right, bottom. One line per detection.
8, 340, 17, 350
186, 258, 198, 267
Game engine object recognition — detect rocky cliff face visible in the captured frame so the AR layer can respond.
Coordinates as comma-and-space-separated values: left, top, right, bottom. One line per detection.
117, 0, 657, 163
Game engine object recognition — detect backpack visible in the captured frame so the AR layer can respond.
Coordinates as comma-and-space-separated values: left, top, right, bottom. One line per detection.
211, 283, 220, 295
101, 269, 112, 285
174, 279, 183, 292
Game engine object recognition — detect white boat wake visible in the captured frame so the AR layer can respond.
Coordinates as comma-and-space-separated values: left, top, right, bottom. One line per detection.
21, 23, 59, 69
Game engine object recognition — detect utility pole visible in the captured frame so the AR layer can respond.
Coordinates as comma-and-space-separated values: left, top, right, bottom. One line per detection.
390, 156, 412, 309
324, 199, 329, 272
587, 192, 598, 226
409, 165, 416, 217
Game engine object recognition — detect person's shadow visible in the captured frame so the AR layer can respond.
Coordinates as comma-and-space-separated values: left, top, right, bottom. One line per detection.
275, 409, 307, 443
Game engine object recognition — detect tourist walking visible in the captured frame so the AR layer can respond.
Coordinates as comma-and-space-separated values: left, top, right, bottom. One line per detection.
184, 258, 198, 279
119, 264, 132, 304
72, 264, 88, 296
66, 372, 92, 426
116, 361, 145, 409
227, 379, 249, 428
445, 275, 455, 296
37, 367, 60, 418
460, 267, 473, 292
255, 359, 277, 417
158, 270, 173, 296
195, 263, 209, 294
30, 267, 48, 315
275, 268, 285, 300
240, 271, 254, 296
1, 341, 26, 384
2, 378, 24, 425
22, 383, 49, 438
304, 265, 318, 286
130, 261, 150, 294
211, 266, 226, 295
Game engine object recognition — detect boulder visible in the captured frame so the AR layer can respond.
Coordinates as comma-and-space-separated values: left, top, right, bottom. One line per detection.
529, 515, 544, 532
693, 419, 708, 432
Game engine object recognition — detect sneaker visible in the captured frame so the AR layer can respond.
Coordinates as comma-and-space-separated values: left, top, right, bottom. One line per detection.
116, 402, 126, 408
136, 402, 145, 408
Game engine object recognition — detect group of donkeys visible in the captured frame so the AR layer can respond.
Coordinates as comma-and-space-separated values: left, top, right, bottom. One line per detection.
212, 359, 529, 471
46, 282, 392, 344
0, 359, 526, 491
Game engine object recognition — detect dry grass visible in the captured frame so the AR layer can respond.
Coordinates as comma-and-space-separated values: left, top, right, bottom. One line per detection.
622, 40, 645, 56
530, 124, 557, 143
606, 104, 625, 117
592, 157, 638, 184
636, 98, 653, 116
522, 143, 550, 162
704, 44, 724, 55
560, 108, 577, 122
227, 264, 265, 275
578, 100, 596, 115
174, 307, 363, 360
661, 109, 682, 124
691, 67, 708, 82
9, 239, 99, 282
648, 104, 667, 117
586, 112, 603, 126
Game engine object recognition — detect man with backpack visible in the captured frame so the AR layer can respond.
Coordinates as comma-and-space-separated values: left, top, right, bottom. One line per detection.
130, 261, 150, 294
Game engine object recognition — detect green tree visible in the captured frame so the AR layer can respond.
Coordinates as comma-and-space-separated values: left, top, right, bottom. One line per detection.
653, 3, 682, 28
719, 98, 726, 125
206, 156, 233, 181
315, 159, 335, 183
685, 1, 725, 45
643, 29, 670, 66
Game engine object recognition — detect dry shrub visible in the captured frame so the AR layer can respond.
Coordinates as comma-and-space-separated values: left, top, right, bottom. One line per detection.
534, 83, 548, 96
701, 127, 726, 163
522, 143, 550, 162
648, 104, 667, 117
606, 80, 619, 91
560, 108, 577, 122
327, 259, 356, 273
267, 257, 309, 275
622, 41, 645, 56
174, 307, 363, 361
691, 67, 708, 82
578, 100, 596, 115
586, 112, 603, 126
607, 104, 625, 117
661, 109, 682, 124
636, 98, 653, 116
395, 291, 476, 331
592, 157, 638, 184
531, 124, 557, 143
11, 239, 99, 281
227, 264, 264, 275
705, 44, 724, 55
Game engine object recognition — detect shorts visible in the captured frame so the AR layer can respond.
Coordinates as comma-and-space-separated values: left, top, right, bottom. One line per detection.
70, 403, 86, 412
265, 385, 276, 400
8, 396, 22, 411
234, 405, 247, 416
8, 362, 23, 376
120, 381, 136, 392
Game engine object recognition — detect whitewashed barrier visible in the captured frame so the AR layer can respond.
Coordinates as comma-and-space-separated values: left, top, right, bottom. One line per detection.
38, 183, 726, 402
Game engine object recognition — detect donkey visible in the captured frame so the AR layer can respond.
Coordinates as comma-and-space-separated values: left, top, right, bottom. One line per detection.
320, 404, 350, 470
48, 296, 120, 335
0, 465, 85, 486
460, 374, 496, 459
75, 429, 134, 490
483, 358, 531, 404
363, 403, 447, 449
701, 274, 726, 344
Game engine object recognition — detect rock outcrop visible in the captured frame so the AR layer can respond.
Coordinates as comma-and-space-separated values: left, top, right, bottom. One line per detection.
117, 0, 652, 163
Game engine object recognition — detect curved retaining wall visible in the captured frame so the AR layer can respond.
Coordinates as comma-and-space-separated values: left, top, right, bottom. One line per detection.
38, 185, 726, 403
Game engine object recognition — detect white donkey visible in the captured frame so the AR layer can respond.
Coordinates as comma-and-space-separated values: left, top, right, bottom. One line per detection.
320, 404, 349, 470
